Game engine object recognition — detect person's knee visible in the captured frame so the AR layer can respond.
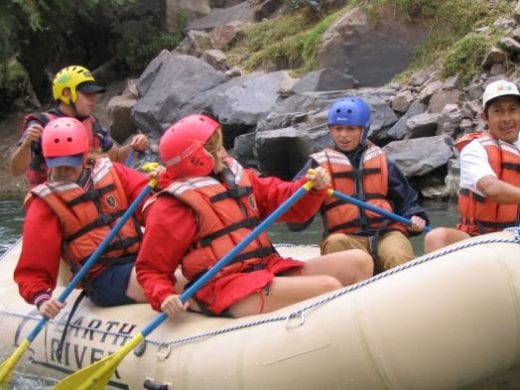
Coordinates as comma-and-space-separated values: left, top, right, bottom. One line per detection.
424, 228, 450, 253
351, 249, 373, 279
315, 275, 343, 293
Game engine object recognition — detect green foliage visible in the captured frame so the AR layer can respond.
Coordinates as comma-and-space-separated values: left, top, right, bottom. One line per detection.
231, 0, 514, 78
229, 7, 343, 72
209, 0, 226, 7
113, 17, 181, 75
0, 0, 139, 107
302, 11, 342, 69
175, 10, 190, 34
382, 0, 513, 83
441, 33, 490, 86
285, 0, 312, 11
0, 60, 28, 113
243, 35, 307, 70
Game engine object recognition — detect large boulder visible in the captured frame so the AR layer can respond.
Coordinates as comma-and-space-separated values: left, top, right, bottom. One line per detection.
317, 6, 429, 87
163, 0, 211, 32
179, 70, 291, 146
131, 51, 227, 136
383, 135, 456, 177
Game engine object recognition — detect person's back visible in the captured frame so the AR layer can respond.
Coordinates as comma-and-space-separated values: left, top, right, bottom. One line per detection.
10, 65, 149, 187
14, 117, 149, 319
424, 79, 520, 252
136, 114, 372, 319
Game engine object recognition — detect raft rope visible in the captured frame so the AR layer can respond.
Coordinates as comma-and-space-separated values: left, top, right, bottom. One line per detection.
2, 232, 520, 354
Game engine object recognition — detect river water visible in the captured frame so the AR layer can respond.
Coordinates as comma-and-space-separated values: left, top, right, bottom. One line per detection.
0, 198, 458, 388
0, 199, 459, 256
0, 200, 24, 256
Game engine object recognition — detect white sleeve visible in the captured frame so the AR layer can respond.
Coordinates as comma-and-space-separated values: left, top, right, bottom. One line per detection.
459, 140, 497, 197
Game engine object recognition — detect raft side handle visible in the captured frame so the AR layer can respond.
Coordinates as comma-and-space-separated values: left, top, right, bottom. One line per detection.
134, 339, 147, 357
285, 311, 305, 329
157, 342, 172, 361
144, 377, 170, 390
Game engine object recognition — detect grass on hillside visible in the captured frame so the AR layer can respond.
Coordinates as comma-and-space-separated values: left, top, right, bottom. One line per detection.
226, 0, 516, 85
227, 6, 348, 74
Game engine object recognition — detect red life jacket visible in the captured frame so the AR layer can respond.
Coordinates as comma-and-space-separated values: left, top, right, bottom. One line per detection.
457, 134, 520, 235
20, 110, 104, 186
27, 157, 142, 280
454, 131, 487, 152
145, 158, 276, 281
311, 147, 408, 235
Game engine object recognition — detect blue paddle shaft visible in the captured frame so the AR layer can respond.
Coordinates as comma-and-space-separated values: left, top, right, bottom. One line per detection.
125, 150, 135, 167
26, 181, 154, 342
141, 184, 311, 337
331, 190, 431, 233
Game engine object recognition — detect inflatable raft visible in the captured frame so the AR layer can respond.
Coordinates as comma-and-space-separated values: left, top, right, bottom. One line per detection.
1, 229, 520, 389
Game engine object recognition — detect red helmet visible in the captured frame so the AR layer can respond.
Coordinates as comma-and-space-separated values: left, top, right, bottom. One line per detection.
159, 114, 221, 178
42, 117, 89, 168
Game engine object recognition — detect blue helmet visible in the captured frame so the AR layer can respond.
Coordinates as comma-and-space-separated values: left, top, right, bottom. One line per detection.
327, 97, 372, 143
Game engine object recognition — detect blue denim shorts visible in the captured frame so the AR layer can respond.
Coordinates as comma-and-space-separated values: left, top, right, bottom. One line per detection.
86, 262, 136, 307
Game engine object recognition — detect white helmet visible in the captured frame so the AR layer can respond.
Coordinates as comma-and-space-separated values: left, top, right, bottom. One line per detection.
482, 79, 520, 109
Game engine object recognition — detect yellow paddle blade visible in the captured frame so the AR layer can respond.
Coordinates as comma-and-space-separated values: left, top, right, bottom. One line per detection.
54, 333, 144, 390
0, 339, 31, 385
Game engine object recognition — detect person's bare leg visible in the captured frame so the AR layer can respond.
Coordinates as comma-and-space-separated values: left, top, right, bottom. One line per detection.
228, 274, 342, 317
126, 267, 147, 302
296, 249, 373, 284
424, 228, 470, 253
229, 249, 373, 317
127, 267, 189, 304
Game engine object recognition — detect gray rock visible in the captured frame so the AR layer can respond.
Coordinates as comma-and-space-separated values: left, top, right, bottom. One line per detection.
290, 68, 356, 94
255, 127, 312, 179
383, 135, 456, 177
317, 6, 429, 87
186, 2, 254, 31
132, 52, 227, 136
406, 113, 441, 138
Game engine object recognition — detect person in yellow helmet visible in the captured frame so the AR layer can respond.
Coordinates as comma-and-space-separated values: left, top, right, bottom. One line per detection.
9, 65, 149, 187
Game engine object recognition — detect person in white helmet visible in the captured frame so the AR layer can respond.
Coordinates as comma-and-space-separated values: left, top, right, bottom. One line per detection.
425, 79, 520, 252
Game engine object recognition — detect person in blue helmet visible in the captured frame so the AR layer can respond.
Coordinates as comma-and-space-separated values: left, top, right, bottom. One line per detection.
289, 96, 429, 274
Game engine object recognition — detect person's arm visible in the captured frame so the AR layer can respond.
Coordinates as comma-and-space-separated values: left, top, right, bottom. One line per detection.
249, 165, 328, 223
14, 198, 63, 307
460, 139, 520, 203
286, 158, 321, 231
9, 122, 43, 176
459, 139, 497, 196
135, 196, 197, 312
108, 134, 150, 164
113, 162, 153, 224
476, 176, 520, 203
387, 161, 429, 234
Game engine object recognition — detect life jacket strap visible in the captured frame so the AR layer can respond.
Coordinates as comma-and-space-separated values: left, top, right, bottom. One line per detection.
199, 217, 260, 247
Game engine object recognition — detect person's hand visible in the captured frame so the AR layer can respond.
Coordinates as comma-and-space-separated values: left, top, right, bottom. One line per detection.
39, 297, 66, 319
410, 216, 427, 232
131, 134, 149, 152
306, 167, 330, 190
22, 124, 43, 147
160, 294, 188, 318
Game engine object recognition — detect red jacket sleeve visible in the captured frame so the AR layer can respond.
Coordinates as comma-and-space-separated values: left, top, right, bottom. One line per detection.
135, 195, 198, 312
113, 163, 152, 225
247, 170, 326, 222
14, 197, 62, 304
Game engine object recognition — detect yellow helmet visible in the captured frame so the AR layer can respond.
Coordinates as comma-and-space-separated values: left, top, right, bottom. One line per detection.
52, 65, 105, 104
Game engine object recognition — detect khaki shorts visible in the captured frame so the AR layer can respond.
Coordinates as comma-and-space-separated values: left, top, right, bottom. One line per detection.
321, 231, 414, 274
